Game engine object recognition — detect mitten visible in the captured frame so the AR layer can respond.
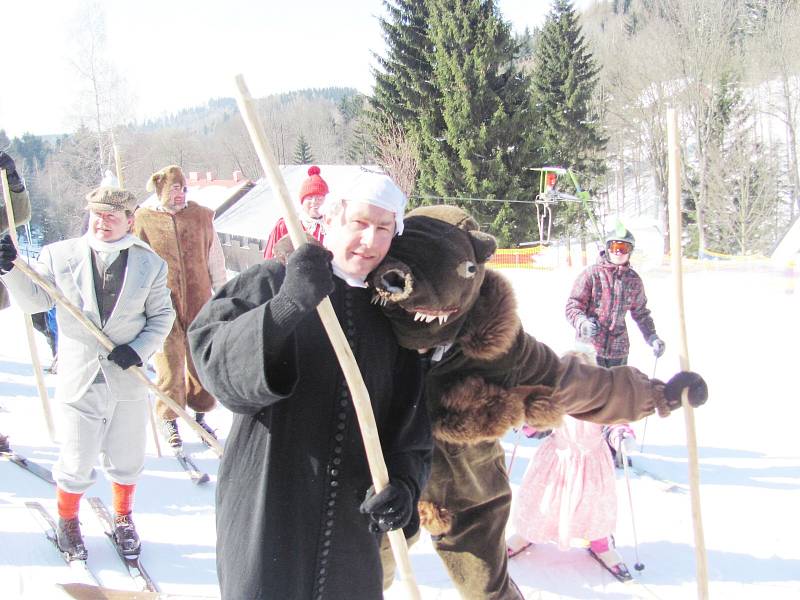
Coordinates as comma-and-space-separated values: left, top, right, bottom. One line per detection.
578, 317, 599, 338
278, 243, 334, 313
648, 334, 666, 358
359, 479, 414, 534
663, 371, 708, 409
107, 344, 143, 370
0, 234, 17, 274
0, 152, 24, 193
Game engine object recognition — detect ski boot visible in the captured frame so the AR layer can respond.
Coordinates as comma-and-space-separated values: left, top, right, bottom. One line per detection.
160, 418, 182, 450
588, 537, 633, 582
0, 434, 10, 454
57, 516, 88, 561
113, 513, 141, 556
195, 412, 218, 446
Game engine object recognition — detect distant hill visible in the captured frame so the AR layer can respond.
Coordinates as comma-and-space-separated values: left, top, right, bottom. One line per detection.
138, 87, 361, 134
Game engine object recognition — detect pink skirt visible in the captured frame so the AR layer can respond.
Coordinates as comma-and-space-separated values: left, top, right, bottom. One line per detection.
511, 416, 617, 550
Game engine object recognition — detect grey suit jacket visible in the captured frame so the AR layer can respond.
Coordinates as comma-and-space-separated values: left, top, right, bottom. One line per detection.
1, 235, 175, 403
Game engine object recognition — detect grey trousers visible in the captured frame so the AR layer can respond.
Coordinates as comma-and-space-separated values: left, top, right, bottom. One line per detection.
53, 384, 148, 494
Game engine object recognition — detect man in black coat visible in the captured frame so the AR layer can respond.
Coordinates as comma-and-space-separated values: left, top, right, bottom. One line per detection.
188, 172, 432, 600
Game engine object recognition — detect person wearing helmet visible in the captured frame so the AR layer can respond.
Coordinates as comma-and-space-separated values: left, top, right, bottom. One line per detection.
565, 224, 666, 470
566, 225, 664, 365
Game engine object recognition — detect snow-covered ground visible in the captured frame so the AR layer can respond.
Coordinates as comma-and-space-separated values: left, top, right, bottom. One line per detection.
1, 260, 799, 599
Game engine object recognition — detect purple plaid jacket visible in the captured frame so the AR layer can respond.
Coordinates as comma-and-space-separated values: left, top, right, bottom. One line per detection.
565, 252, 657, 359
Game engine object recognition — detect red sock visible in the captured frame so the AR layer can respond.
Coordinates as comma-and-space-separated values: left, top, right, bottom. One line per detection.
56, 488, 83, 520
112, 482, 136, 516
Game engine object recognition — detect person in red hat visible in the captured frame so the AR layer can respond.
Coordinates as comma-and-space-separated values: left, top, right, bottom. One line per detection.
263, 165, 328, 259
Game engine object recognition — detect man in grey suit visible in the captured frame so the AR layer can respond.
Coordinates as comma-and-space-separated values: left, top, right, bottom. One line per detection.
0, 187, 174, 560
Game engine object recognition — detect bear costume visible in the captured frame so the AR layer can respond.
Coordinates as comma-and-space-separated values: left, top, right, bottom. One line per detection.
369, 205, 707, 599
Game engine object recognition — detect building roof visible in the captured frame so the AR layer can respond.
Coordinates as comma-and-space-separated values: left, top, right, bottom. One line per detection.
213, 164, 383, 240
140, 171, 255, 216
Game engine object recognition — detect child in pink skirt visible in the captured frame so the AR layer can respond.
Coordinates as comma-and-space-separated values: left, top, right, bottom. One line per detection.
506, 416, 633, 580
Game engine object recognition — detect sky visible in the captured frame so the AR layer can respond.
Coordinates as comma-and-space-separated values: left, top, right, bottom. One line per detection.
0, 0, 593, 138
1, 259, 799, 597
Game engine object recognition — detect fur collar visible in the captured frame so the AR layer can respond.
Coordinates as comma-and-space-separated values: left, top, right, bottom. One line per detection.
457, 270, 521, 362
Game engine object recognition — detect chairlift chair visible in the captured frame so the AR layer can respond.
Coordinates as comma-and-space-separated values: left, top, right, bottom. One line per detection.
529, 166, 601, 246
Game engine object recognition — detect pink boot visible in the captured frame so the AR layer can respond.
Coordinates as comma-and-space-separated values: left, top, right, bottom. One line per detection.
589, 537, 632, 582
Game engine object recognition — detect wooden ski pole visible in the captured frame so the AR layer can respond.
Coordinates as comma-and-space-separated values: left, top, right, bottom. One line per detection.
1, 169, 56, 441
666, 107, 709, 600
111, 128, 126, 189
233, 74, 422, 600
3, 254, 223, 456
109, 133, 161, 458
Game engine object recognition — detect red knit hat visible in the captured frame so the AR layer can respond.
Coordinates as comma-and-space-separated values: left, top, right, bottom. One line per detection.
298, 166, 329, 203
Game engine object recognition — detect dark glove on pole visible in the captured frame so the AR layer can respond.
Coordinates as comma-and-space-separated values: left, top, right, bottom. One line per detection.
663, 371, 708, 409
107, 344, 143, 370
360, 479, 414, 534
0, 152, 25, 193
0, 234, 18, 274
278, 243, 334, 313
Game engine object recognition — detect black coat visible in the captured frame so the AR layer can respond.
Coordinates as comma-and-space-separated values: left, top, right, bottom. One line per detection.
188, 261, 431, 600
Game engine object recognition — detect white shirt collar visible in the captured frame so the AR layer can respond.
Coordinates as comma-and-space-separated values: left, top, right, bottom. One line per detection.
331, 264, 368, 288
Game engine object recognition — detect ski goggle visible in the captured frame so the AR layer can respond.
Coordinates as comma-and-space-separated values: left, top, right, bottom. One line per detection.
607, 240, 633, 255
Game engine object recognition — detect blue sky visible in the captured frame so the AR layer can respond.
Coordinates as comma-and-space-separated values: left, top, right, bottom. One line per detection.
1, 0, 593, 137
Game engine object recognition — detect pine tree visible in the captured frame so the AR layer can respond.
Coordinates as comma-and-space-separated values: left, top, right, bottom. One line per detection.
530, 0, 607, 240
415, 0, 539, 245
369, 0, 436, 193
293, 133, 314, 165
371, 0, 435, 128
532, 0, 606, 173
370, 0, 542, 245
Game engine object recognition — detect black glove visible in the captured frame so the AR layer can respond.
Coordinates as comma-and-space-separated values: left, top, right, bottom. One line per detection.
578, 317, 599, 338
649, 335, 666, 358
663, 371, 708, 409
359, 479, 414, 534
0, 234, 17, 274
279, 243, 334, 313
107, 344, 143, 370
0, 152, 24, 193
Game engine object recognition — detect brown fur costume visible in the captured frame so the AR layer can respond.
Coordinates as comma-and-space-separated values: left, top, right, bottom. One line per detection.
370, 205, 674, 600
133, 201, 216, 419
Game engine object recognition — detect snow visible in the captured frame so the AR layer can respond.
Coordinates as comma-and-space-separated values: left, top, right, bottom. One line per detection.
1, 260, 799, 599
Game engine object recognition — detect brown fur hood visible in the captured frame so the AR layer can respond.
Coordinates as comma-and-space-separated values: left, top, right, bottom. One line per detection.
456, 268, 520, 362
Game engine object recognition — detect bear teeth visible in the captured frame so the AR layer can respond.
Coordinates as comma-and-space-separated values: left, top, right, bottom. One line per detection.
413, 311, 449, 324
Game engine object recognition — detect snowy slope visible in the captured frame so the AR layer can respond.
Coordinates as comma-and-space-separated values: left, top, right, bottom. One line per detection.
1, 261, 799, 599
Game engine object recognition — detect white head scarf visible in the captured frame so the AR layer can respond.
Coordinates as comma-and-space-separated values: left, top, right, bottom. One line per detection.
334, 172, 407, 236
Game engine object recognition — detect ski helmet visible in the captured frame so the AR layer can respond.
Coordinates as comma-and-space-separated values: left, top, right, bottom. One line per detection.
605, 222, 635, 255
605, 222, 635, 247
